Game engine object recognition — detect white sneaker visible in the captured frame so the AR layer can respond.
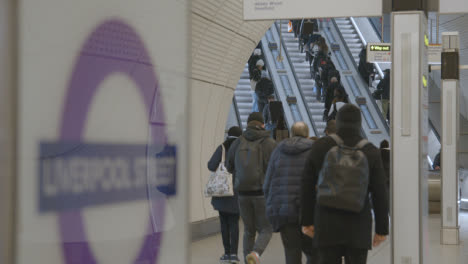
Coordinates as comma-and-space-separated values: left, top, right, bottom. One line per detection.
246, 251, 260, 264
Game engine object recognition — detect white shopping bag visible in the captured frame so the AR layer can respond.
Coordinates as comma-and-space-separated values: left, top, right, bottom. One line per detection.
204, 145, 234, 197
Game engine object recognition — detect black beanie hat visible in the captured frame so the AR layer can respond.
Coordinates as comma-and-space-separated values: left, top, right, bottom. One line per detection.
336, 104, 362, 130
247, 112, 264, 124
228, 126, 242, 137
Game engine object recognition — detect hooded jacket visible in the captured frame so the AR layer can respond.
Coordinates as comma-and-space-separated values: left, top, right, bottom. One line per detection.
207, 136, 240, 214
263, 137, 314, 231
227, 125, 277, 195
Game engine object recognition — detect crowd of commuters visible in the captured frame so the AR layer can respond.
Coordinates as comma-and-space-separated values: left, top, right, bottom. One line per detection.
248, 48, 275, 114
206, 19, 393, 264
208, 106, 390, 264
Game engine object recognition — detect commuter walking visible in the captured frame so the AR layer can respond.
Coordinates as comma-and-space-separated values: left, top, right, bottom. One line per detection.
207, 126, 243, 263
301, 104, 389, 264
263, 122, 316, 264
227, 112, 277, 264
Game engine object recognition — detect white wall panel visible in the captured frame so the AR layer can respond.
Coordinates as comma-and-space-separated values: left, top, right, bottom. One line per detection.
189, 1, 272, 222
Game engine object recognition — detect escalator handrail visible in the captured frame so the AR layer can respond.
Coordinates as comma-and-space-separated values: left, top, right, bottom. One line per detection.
261, 40, 291, 133
273, 21, 320, 137
232, 96, 243, 130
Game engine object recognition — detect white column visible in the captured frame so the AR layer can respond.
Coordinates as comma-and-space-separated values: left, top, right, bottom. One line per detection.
440, 32, 460, 245
0, 0, 17, 263
391, 11, 429, 264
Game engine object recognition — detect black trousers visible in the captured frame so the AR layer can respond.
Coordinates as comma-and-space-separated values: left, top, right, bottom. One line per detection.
279, 224, 316, 264
318, 246, 368, 264
219, 211, 240, 255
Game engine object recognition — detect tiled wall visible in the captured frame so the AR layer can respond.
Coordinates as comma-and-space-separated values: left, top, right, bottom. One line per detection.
189, 0, 272, 222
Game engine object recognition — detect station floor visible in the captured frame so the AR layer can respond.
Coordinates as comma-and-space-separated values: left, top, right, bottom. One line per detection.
191, 212, 468, 263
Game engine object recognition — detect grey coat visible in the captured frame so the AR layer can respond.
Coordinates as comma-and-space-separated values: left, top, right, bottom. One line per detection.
263, 137, 314, 231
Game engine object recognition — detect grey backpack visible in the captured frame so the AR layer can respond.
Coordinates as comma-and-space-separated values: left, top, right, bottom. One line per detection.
317, 134, 370, 212
234, 136, 265, 191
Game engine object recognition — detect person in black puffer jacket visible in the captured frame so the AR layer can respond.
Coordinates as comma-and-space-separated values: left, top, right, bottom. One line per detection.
301, 104, 389, 264
264, 122, 316, 264
207, 126, 243, 263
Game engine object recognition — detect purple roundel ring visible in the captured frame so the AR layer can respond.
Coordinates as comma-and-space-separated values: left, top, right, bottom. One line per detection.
58, 19, 167, 264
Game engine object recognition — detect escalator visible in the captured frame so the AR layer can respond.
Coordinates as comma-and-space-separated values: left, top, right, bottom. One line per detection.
318, 19, 389, 145
277, 21, 327, 137
230, 25, 323, 137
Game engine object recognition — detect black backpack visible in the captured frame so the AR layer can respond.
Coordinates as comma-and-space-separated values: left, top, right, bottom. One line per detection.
317, 134, 370, 212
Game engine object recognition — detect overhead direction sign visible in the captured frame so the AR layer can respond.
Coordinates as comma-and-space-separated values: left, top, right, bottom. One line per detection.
367, 43, 392, 63
243, 0, 382, 20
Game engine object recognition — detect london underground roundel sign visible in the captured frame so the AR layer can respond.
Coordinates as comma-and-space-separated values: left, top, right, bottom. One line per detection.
57, 19, 167, 264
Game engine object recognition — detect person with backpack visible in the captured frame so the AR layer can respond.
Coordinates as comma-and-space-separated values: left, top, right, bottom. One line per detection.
301, 104, 389, 264
263, 122, 316, 264
207, 126, 243, 264
226, 112, 277, 264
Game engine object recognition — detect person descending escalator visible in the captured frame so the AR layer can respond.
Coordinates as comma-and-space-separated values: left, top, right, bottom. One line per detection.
322, 67, 341, 115
250, 59, 264, 112
314, 51, 331, 102
326, 84, 348, 122
255, 72, 275, 114
358, 47, 374, 86
248, 49, 263, 80
375, 69, 390, 121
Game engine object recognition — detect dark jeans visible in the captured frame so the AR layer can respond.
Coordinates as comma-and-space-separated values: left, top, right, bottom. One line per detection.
219, 211, 240, 255
279, 224, 316, 264
318, 246, 368, 264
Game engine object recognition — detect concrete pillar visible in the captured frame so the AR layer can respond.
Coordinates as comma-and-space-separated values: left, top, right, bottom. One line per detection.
440, 32, 460, 245
391, 11, 429, 264
0, 0, 17, 263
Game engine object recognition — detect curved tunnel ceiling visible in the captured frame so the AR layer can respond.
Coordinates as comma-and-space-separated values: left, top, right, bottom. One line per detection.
189, 0, 273, 222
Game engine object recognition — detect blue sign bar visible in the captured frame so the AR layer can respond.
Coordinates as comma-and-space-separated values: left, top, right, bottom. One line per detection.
39, 142, 177, 212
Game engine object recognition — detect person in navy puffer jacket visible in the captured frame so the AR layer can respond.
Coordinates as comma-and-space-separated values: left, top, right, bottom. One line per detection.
263, 122, 316, 264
